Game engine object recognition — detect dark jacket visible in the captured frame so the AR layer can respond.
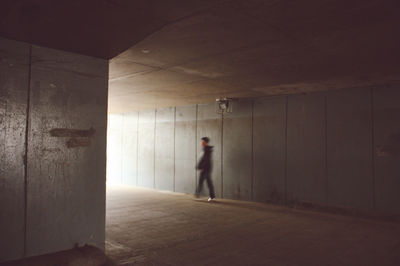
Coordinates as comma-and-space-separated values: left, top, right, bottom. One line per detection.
197, 146, 213, 172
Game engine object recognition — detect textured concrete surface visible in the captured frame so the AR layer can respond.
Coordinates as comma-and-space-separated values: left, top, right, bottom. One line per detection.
121, 113, 139, 186
137, 110, 155, 189
253, 96, 286, 203
287, 93, 326, 204
108, 86, 400, 215
222, 99, 253, 201
0, 1, 223, 59
374, 87, 400, 213
107, 114, 123, 184
105, 1, 400, 112
107, 113, 139, 186
106, 185, 400, 266
155, 107, 175, 191
26, 45, 108, 256
327, 88, 373, 210
0, 37, 29, 261
174, 106, 196, 194
0, 37, 108, 262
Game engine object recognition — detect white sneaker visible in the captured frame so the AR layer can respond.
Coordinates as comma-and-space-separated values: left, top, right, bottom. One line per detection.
208, 197, 215, 202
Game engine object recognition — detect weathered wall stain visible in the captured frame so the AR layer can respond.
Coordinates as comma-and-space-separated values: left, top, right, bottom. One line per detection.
66, 138, 91, 148
49, 127, 96, 138
49, 127, 95, 148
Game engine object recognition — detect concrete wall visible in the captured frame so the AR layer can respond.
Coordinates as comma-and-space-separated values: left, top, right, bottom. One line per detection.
122, 112, 139, 186
253, 97, 286, 203
223, 99, 253, 200
287, 93, 326, 204
108, 87, 400, 216
174, 106, 197, 193
374, 88, 400, 213
0, 37, 108, 262
155, 107, 174, 191
138, 110, 155, 188
327, 89, 373, 209
0, 37, 29, 262
107, 114, 123, 184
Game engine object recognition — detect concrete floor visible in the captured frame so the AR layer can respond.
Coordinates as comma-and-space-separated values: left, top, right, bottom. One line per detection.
106, 186, 400, 266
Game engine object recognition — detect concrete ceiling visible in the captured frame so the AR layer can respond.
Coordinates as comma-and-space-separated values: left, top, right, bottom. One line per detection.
1, 1, 399, 113
109, 0, 400, 113
0, 0, 223, 59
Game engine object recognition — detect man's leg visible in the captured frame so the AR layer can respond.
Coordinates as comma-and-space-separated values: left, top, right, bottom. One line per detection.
196, 171, 206, 196
205, 172, 215, 199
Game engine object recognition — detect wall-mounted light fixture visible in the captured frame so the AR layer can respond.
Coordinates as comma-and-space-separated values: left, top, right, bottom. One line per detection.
216, 97, 233, 114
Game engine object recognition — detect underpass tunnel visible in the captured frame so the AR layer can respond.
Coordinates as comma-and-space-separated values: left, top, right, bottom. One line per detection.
1, 0, 400, 265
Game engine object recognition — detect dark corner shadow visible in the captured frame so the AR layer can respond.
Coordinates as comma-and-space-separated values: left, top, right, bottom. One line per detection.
0, 245, 116, 266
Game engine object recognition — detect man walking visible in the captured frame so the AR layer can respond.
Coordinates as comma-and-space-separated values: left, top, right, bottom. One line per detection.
196, 137, 216, 201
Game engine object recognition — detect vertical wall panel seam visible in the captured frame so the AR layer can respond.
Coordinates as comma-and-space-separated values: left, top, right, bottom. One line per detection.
154, 110, 157, 189
136, 112, 139, 186
371, 88, 376, 209
195, 105, 198, 192
23, 45, 33, 257
251, 100, 254, 201
121, 115, 124, 184
284, 96, 288, 204
324, 95, 328, 204
173, 107, 176, 192
221, 112, 224, 198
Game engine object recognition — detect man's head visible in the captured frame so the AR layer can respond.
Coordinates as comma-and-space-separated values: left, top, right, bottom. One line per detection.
201, 137, 210, 147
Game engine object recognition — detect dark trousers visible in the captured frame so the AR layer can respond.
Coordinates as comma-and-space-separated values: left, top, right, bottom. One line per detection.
196, 170, 215, 198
